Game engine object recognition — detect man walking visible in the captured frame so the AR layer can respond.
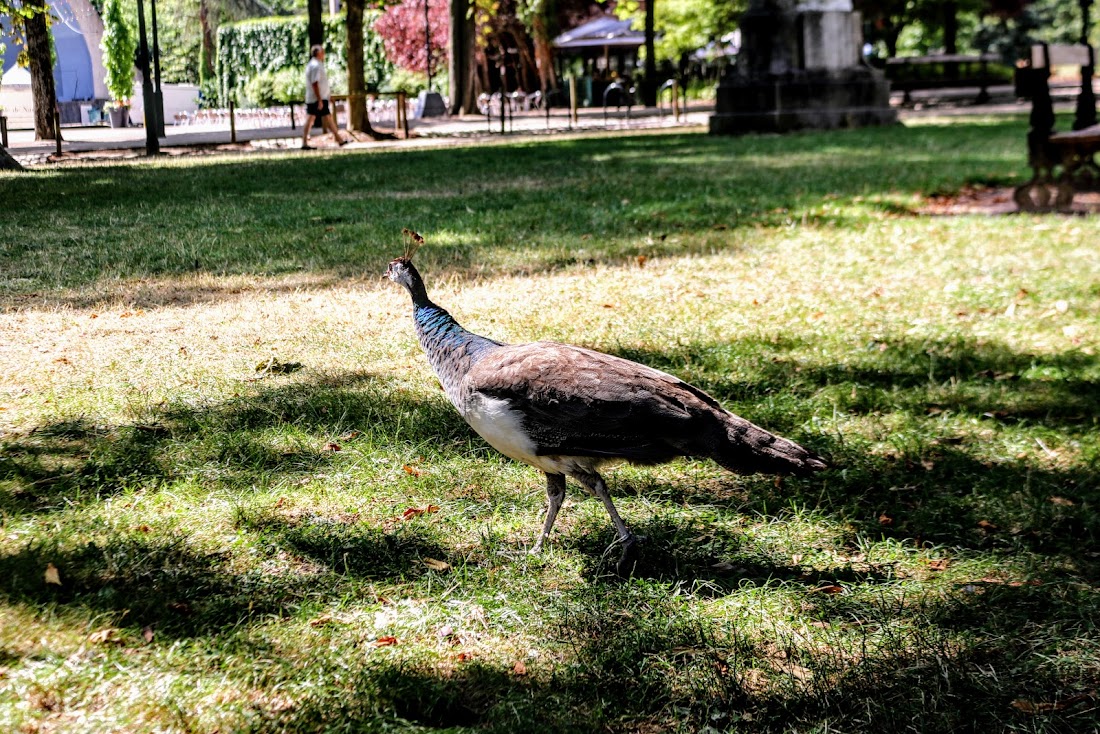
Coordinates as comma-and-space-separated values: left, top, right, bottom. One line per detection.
302, 45, 348, 149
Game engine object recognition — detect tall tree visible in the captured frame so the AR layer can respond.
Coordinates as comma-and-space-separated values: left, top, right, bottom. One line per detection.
308, 0, 324, 46
7, 1, 61, 140
449, 0, 475, 112
345, 0, 384, 138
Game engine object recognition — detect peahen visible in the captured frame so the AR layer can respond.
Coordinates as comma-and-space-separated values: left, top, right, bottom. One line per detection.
386, 235, 827, 574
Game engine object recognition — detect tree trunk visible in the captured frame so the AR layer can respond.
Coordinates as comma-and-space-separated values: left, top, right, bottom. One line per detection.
23, 10, 60, 141
530, 15, 557, 92
308, 0, 324, 47
943, 1, 958, 55
199, 0, 216, 82
448, 0, 477, 113
345, 0, 380, 138
885, 25, 901, 58
0, 147, 24, 171
642, 0, 656, 106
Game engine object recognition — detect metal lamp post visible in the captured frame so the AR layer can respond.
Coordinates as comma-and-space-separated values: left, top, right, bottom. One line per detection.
151, 0, 166, 137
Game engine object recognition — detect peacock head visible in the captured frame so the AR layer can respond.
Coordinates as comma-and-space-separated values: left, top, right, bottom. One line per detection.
386, 229, 428, 302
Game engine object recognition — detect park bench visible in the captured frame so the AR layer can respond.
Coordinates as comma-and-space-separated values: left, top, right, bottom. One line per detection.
885, 53, 1002, 106
1014, 43, 1100, 212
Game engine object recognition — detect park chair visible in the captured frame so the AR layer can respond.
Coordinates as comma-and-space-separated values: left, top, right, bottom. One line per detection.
1014, 42, 1100, 211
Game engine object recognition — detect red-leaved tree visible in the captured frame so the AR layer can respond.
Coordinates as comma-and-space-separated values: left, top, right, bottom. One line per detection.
373, 0, 451, 76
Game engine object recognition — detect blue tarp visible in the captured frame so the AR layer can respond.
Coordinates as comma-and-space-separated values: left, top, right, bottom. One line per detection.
1, 0, 97, 102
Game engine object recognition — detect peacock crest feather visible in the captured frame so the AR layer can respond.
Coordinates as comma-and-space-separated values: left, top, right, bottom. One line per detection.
401, 228, 424, 261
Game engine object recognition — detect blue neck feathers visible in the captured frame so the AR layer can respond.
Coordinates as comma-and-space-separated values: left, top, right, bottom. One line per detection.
411, 300, 501, 406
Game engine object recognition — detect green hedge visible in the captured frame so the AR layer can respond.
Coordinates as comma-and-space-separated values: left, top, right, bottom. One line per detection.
216, 14, 392, 106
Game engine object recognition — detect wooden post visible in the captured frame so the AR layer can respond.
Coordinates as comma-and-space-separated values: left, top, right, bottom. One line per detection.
568, 76, 578, 125
1, 115, 8, 148
396, 91, 408, 138
229, 100, 237, 143
672, 80, 680, 121
290, 103, 296, 130
53, 107, 62, 156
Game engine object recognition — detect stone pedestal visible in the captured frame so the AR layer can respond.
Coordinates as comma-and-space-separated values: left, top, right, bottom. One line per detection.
710, 0, 895, 135
415, 91, 447, 118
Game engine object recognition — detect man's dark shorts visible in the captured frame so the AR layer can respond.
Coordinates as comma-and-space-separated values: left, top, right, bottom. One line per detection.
307, 100, 330, 118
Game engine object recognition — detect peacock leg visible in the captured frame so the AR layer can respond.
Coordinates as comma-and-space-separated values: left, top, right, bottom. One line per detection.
570, 471, 640, 575
531, 472, 567, 554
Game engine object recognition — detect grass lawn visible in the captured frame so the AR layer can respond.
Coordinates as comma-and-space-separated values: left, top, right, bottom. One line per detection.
1, 116, 1099, 732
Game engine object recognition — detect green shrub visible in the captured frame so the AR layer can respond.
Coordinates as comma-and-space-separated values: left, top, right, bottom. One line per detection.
216, 14, 391, 106
99, 0, 135, 105
380, 67, 451, 95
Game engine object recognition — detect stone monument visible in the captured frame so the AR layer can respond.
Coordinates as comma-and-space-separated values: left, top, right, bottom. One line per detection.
709, 0, 896, 135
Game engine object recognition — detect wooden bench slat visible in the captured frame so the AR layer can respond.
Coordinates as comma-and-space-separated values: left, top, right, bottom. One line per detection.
1049, 124, 1100, 143
1032, 44, 1094, 68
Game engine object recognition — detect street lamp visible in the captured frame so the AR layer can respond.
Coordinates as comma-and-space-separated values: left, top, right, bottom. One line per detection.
151, 0, 166, 137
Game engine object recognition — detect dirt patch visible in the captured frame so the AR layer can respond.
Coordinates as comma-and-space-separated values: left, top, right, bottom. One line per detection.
920, 185, 1100, 215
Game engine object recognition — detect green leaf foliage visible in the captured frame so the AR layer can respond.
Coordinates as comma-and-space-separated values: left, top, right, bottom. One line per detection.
99, 0, 136, 104
216, 13, 392, 106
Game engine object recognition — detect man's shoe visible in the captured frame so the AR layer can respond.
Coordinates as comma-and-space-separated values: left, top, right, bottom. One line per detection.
301, 143, 315, 150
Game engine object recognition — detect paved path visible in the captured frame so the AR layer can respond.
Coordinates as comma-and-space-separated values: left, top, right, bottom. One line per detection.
1, 82, 1069, 168
4, 104, 713, 167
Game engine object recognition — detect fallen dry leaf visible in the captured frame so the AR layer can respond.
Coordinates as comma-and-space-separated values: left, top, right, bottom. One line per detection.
322, 442, 342, 452
1011, 694, 1088, 714
513, 660, 528, 675
977, 520, 999, 532
814, 585, 844, 595
422, 558, 451, 572
44, 563, 61, 586
370, 636, 399, 648
401, 505, 440, 521
134, 524, 152, 533
142, 625, 155, 643
1050, 496, 1075, 507
878, 513, 894, 526
402, 464, 422, 477
927, 559, 950, 572
88, 628, 121, 645
310, 614, 336, 627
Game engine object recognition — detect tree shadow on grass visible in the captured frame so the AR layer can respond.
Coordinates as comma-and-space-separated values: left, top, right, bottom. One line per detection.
602, 335, 1099, 561
0, 520, 449, 642
245, 577, 1100, 733
0, 369, 473, 516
